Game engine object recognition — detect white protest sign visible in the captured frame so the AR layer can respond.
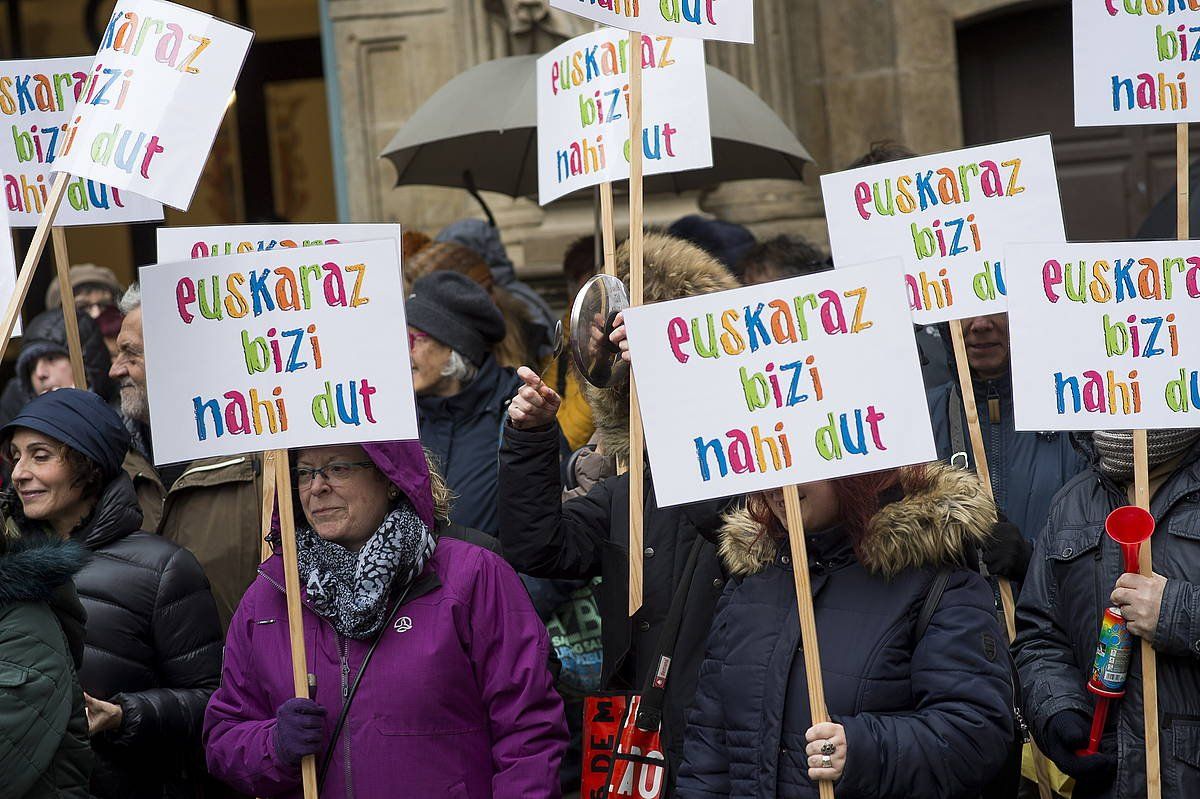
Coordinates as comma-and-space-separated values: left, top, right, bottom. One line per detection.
1073, 2, 1200, 126
56, 0, 253, 211
821, 135, 1066, 325
0, 56, 163, 227
550, 0, 753, 43
157, 223, 402, 261
621, 263, 936, 507
140, 239, 418, 465
1007, 239, 1200, 432
537, 29, 711, 205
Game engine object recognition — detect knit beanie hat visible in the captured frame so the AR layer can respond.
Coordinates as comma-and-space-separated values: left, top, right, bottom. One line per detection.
1091, 428, 1200, 482
1, 389, 129, 480
44, 264, 124, 310
405, 271, 505, 366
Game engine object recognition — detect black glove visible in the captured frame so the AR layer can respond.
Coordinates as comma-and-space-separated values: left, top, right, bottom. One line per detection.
1040, 710, 1117, 790
983, 519, 1032, 581
272, 698, 328, 767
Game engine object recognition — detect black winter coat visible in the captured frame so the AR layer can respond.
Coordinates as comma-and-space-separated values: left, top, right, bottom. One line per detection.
1015, 440, 1200, 799
927, 371, 1085, 542
677, 465, 1015, 799
499, 422, 732, 775
417, 356, 521, 536
7, 474, 223, 799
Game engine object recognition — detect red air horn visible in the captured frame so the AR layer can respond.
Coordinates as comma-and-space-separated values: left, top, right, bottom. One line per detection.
1076, 506, 1155, 756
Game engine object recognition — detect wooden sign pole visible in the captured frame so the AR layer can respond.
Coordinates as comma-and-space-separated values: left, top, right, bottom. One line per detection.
260, 450, 279, 562
946, 319, 1053, 799
600, 182, 617, 277
627, 29, 646, 616
272, 449, 320, 799
0, 172, 70, 354
50, 227, 87, 390
1130, 124, 1188, 799
782, 484, 836, 799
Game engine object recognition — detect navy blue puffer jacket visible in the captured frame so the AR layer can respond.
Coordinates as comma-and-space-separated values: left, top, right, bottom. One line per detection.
676, 464, 1015, 799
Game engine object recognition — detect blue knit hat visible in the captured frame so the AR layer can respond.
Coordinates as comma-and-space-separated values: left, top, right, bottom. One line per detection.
2, 389, 128, 480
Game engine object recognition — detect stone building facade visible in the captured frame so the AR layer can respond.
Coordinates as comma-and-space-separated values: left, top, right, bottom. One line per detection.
322, 0, 1186, 284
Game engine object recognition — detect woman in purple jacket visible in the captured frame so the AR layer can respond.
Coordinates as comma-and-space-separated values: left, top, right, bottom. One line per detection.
203, 440, 567, 798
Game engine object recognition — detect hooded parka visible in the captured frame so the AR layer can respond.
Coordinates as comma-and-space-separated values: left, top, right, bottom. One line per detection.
3, 473, 224, 799
0, 536, 91, 798
1015, 437, 1200, 799
498, 234, 741, 777
0, 308, 115, 427
203, 441, 567, 799
417, 355, 521, 536
676, 465, 1015, 799
926, 336, 1086, 541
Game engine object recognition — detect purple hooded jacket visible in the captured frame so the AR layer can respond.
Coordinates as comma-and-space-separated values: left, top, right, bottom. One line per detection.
202, 441, 567, 798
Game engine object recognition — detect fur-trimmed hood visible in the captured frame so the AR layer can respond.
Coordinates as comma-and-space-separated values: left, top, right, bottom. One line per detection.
719, 464, 997, 578
586, 232, 740, 463
0, 534, 89, 605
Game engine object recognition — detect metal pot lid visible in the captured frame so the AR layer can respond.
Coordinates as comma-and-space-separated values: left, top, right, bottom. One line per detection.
569, 274, 630, 389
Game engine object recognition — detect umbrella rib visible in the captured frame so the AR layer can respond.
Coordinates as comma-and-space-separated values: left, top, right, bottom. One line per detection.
513, 128, 536, 200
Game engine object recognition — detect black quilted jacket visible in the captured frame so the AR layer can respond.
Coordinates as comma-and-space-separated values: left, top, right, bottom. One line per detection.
6, 474, 223, 798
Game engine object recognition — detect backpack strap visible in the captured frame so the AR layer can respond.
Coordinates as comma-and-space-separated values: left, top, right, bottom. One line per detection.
916, 569, 952, 640
632, 536, 705, 732
948, 386, 970, 470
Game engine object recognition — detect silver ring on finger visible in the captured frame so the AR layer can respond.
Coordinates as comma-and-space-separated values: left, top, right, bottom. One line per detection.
820, 741, 836, 756
820, 755, 832, 769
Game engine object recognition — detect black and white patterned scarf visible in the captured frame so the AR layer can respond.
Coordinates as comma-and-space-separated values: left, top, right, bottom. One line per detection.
295, 501, 436, 639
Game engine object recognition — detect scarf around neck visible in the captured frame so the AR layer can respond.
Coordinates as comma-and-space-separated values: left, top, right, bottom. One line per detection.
295, 501, 436, 639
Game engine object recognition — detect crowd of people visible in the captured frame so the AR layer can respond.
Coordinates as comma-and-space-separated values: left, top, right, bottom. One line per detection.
0, 143, 1198, 799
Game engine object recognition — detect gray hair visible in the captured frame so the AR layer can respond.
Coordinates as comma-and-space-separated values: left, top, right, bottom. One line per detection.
440, 349, 478, 385
119, 283, 141, 314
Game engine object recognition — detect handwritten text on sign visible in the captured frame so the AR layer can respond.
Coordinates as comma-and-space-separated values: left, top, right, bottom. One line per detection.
1007, 240, 1200, 432
56, 0, 253, 211
1074, 1, 1200, 126
157, 223, 402, 262
0, 56, 163, 227
140, 240, 419, 465
549, 0, 754, 43
622, 264, 935, 507
537, 28, 711, 205
821, 135, 1066, 325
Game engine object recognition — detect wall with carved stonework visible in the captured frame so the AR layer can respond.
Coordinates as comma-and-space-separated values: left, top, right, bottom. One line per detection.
325, 0, 1032, 280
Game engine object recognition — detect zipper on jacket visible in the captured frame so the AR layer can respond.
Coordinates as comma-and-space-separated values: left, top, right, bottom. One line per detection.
340, 637, 353, 798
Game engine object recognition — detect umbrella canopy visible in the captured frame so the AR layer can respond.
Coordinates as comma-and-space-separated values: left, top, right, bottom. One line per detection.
380, 54, 813, 200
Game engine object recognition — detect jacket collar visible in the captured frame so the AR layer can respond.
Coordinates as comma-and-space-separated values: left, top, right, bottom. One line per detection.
719, 463, 996, 578
72, 473, 145, 549
416, 356, 516, 420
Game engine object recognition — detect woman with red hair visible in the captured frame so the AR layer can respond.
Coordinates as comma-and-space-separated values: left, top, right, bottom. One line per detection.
676, 464, 1017, 799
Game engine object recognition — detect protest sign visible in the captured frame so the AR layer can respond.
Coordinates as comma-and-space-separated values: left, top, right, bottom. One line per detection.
1073, 1, 1200, 126
157, 223, 402, 262
140, 239, 418, 465
621, 263, 936, 507
537, 28, 711, 205
1007, 239, 1200, 432
549, 0, 753, 43
55, 0, 253, 211
0, 204, 18, 335
821, 135, 1066, 325
0, 56, 163, 226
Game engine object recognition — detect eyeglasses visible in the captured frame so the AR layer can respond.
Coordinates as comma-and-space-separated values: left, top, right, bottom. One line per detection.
293, 461, 376, 488
408, 330, 430, 349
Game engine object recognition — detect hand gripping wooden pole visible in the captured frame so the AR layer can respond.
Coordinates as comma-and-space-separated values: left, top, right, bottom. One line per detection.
782, 484, 835, 799
627, 29, 646, 616
947, 319, 1053, 799
272, 449, 320, 798
0, 172, 70, 357
50, 227, 86, 390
